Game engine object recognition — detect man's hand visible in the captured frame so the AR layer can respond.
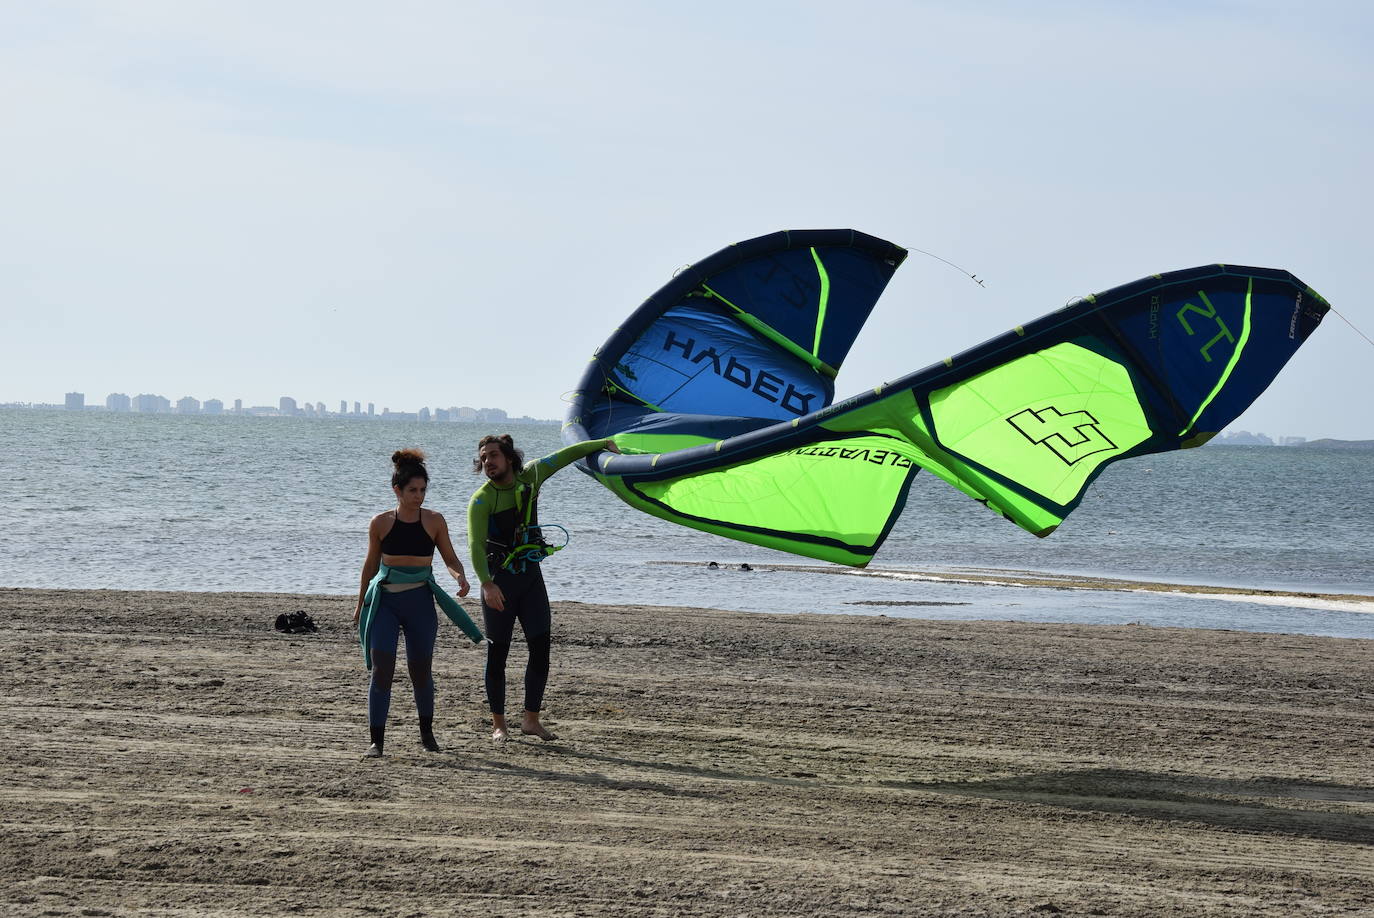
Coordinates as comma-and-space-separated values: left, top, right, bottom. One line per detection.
481, 581, 505, 612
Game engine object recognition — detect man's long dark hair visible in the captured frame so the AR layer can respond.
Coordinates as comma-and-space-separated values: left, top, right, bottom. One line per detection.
474, 434, 524, 474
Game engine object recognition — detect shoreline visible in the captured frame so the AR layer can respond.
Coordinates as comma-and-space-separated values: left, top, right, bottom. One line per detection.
653, 561, 1374, 614
6, 586, 1374, 916
14, 561, 1374, 616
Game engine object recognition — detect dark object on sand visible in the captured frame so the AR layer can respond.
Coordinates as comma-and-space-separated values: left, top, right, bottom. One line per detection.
740, 563, 752, 571
274, 610, 318, 634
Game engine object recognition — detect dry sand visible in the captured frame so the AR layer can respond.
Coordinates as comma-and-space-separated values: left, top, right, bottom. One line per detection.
4, 586, 1373, 917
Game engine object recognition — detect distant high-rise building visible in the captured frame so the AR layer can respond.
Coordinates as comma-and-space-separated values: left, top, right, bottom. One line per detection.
419, 407, 431, 422
65, 392, 84, 410
176, 396, 201, 414
133, 394, 170, 413
106, 393, 131, 412
340, 400, 347, 416
233, 398, 243, 414
1219, 430, 1274, 446
204, 399, 224, 415
457, 406, 478, 421
316, 402, 325, 416
280, 396, 298, 416
354, 401, 361, 415
435, 408, 451, 422
367, 402, 375, 416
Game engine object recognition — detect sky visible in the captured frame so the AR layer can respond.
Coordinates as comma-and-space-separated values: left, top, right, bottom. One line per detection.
3, 1, 1372, 438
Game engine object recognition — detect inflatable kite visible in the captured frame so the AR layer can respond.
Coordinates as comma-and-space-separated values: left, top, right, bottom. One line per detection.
563, 229, 1329, 566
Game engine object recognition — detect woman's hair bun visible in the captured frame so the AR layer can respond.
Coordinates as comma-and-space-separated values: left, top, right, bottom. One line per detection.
392, 448, 427, 466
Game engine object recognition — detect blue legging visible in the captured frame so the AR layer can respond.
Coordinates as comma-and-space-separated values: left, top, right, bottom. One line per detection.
368, 587, 439, 728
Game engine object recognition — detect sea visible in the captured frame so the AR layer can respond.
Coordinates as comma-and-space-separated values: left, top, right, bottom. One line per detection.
3, 408, 1372, 639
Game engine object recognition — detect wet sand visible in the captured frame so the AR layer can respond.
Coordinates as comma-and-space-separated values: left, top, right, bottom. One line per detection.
684, 561, 1374, 613
4, 586, 1373, 916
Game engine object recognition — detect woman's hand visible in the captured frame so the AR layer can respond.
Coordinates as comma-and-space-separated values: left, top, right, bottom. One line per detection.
481, 580, 505, 612
456, 572, 471, 598
351, 606, 361, 627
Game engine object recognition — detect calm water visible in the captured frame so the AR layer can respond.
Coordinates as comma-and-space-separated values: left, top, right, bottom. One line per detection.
2, 409, 1371, 638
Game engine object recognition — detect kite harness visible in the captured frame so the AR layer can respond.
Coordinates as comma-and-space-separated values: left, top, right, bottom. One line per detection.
488, 482, 571, 574
497, 523, 570, 574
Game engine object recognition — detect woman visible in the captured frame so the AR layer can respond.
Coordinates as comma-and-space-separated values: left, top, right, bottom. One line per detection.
353, 448, 482, 757
468, 433, 618, 741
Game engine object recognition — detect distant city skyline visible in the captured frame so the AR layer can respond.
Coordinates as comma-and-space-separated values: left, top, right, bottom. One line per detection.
12, 390, 556, 423
4, 390, 1354, 444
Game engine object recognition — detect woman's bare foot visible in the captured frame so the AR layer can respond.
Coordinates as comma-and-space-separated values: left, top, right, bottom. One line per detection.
520, 713, 558, 741
491, 713, 510, 742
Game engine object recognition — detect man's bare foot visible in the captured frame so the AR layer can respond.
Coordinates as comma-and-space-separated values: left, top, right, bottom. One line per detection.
492, 726, 510, 742
520, 718, 558, 741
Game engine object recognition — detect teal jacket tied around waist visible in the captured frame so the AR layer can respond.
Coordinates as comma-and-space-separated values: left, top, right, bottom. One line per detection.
357, 564, 483, 669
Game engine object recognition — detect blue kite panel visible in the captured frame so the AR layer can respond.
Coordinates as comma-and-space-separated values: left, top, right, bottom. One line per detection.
1091, 271, 1314, 436
705, 245, 899, 370
610, 305, 834, 420
583, 399, 773, 443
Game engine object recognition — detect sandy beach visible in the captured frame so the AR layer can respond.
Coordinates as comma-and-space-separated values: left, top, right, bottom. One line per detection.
4, 587, 1373, 917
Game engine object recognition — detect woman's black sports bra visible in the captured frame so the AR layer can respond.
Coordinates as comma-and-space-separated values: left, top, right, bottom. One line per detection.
381, 511, 436, 556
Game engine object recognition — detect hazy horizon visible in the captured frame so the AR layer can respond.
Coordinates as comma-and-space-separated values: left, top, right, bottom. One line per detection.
4, 3, 1372, 437
7, 400, 1366, 446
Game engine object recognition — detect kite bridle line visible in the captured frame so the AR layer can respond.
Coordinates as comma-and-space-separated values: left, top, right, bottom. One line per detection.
1329, 303, 1374, 350
906, 247, 986, 288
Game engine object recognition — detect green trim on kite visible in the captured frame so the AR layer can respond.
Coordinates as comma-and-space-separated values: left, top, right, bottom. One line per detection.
1180, 278, 1252, 437
701, 283, 838, 379
610, 432, 719, 455
604, 380, 665, 413
810, 247, 831, 358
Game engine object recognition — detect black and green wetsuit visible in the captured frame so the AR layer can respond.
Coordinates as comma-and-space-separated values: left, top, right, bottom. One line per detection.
467, 437, 613, 715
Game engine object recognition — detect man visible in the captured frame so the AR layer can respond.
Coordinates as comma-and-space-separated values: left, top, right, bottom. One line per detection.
468, 433, 618, 740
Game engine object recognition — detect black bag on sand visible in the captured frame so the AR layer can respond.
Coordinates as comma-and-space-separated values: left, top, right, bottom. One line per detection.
274, 610, 318, 634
